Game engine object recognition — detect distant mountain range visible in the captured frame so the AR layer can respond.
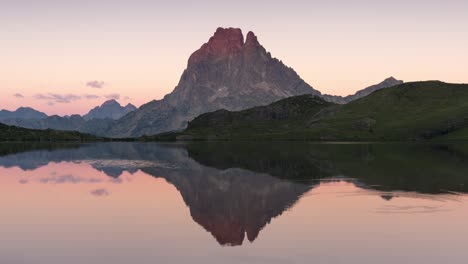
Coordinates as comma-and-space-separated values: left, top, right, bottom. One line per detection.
0, 99, 136, 135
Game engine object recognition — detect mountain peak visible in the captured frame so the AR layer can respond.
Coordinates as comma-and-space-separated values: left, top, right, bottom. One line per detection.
245, 31, 260, 47
0, 106, 48, 120
124, 103, 137, 111
102, 99, 120, 107
106, 27, 321, 137
190, 27, 265, 62
214, 27, 244, 42
188, 27, 246, 65
16, 106, 34, 111
84, 99, 136, 120
380, 76, 403, 87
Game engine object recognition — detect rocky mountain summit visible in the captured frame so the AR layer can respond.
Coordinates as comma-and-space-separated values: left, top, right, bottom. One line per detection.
106, 27, 321, 137
84, 99, 136, 120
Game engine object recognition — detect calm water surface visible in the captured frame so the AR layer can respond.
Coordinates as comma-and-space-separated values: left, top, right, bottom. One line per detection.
1, 142, 468, 264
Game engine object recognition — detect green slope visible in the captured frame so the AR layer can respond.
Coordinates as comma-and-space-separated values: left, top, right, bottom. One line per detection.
145, 95, 335, 140
162, 81, 468, 141
320, 81, 468, 140
0, 123, 105, 142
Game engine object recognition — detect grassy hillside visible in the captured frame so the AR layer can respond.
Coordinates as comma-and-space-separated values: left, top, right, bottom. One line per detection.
0, 123, 105, 142
319, 81, 468, 140
144, 95, 334, 141
161, 81, 468, 141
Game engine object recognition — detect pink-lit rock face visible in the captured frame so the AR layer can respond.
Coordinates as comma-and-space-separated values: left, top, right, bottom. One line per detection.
245, 31, 260, 47
188, 27, 245, 65
189, 28, 264, 66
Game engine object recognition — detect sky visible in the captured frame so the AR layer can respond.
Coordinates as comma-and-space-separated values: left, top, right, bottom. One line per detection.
1, 0, 467, 115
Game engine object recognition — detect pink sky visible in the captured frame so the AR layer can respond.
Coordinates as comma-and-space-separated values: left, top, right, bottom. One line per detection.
1, 0, 467, 115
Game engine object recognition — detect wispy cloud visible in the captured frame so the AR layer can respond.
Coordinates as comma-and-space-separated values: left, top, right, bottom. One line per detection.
86, 80, 105, 89
90, 188, 110, 197
109, 178, 123, 184
34, 93, 82, 104
39, 174, 103, 184
19, 179, 29, 184
30, 92, 127, 105
83, 94, 100, 100
13, 93, 24, 98
104, 93, 120, 100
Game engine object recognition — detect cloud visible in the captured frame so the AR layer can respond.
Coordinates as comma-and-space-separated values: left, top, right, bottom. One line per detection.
33, 92, 105, 105
86, 81, 105, 89
83, 94, 100, 100
19, 179, 29, 184
109, 178, 123, 184
39, 174, 103, 184
90, 188, 110, 197
34, 93, 82, 104
104, 93, 120, 100
13, 93, 24, 98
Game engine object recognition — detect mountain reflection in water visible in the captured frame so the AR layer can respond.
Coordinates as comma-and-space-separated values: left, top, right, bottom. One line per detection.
1, 142, 468, 247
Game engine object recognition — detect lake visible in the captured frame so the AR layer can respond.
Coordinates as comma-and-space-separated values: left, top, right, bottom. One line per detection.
1, 142, 468, 264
